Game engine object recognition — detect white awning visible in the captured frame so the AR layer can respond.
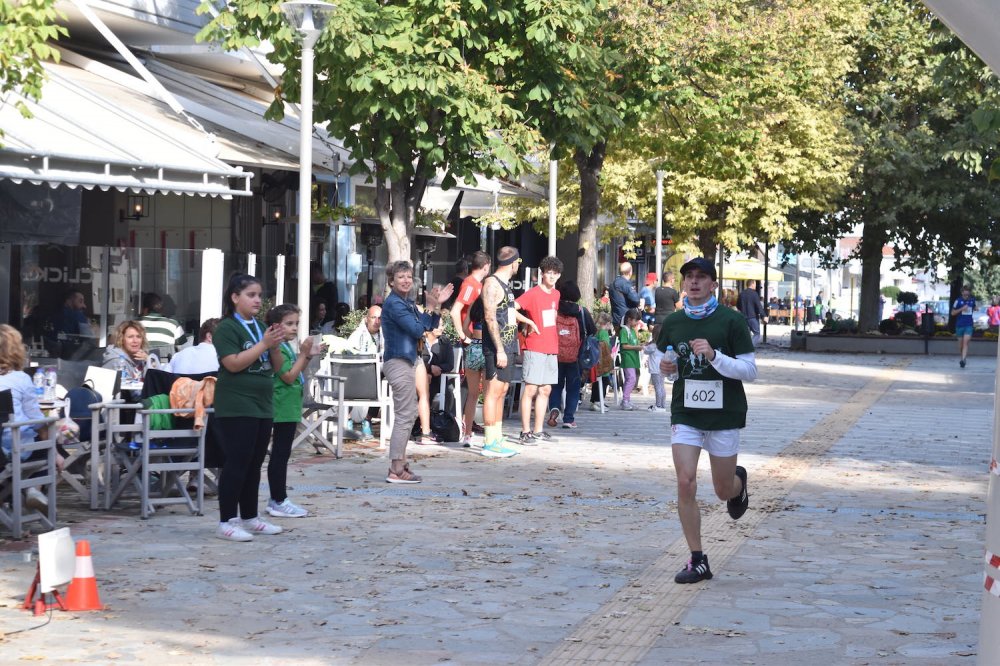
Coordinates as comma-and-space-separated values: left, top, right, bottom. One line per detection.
0, 60, 252, 197
921, 1, 1000, 76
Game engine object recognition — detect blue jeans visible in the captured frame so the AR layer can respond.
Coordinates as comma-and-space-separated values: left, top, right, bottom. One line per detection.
548, 361, 582, 424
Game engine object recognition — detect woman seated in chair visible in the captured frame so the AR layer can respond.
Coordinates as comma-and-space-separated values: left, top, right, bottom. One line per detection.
0, 324, 61, 510
102, 320, 159, 381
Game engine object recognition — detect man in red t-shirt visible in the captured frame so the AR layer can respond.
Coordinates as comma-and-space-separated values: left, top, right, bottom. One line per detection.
448, 250, 491, 445
515, 255, 563, 444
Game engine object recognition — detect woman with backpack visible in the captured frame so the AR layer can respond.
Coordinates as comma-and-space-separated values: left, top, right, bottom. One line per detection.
546, 280, 596, 429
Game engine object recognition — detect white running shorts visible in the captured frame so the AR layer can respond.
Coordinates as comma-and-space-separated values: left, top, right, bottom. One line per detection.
670, 423, 741, 457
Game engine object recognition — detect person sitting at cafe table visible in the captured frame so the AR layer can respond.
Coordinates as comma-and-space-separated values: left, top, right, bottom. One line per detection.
45, 289, 95, 359
138, 292, 188, 356
0, 324, 63, 510
169, 318, 220, 375
102, 320, 159, 381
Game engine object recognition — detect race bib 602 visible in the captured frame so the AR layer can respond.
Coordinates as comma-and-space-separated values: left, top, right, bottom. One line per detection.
683, 380, 723, 409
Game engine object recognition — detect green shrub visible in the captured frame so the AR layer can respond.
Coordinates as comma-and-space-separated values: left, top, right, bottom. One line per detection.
897, 291, 919, 308
821, 317, 859, 334
880, 286, 901, 301
895, 311, 917, 327
878, 318, 901, 335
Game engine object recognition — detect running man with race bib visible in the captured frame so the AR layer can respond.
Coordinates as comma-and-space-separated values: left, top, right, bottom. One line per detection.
657, 257, 757, 583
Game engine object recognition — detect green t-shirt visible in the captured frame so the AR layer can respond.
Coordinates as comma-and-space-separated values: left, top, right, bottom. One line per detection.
656, 306, 754, 430
213, 316, 274, 418
618, 326, 641, 369
272, 343, 304, 423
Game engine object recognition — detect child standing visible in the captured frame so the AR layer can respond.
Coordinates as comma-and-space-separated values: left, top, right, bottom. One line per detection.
213, 274, 286, 542
265, 304, 320, 518
589, 312, 614, 410
618, 309, 642, 410
643, 339, 666, 412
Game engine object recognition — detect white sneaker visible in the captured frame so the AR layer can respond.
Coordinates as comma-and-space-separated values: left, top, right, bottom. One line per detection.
216, 518, 253, 542
267, 498, 308, 518
244, 516, 283, 535
589, 402, 600, 411
647, 405, 666, 412
24, 487, 48, 510
620, 401, 635, 411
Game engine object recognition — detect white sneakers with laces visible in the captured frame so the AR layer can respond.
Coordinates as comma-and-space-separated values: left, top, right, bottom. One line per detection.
216, 518, 254, 542
267, 498, 308, 518
243, 516, 283, 535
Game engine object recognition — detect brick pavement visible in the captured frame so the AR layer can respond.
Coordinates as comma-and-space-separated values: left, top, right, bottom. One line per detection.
0, 348, 990, 664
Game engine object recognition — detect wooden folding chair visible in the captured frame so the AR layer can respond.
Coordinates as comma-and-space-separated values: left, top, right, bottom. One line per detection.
0, 415, 59, 538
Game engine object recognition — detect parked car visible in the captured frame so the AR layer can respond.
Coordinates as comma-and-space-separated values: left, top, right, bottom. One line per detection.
973, 307, 990, 330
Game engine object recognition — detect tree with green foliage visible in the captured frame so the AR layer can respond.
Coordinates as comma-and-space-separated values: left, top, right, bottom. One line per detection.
199, 0, 607, 263
506, 0, 865, 303
789, 0, 1000, 332
642, 0, 864, 261
0, 0, 66, 141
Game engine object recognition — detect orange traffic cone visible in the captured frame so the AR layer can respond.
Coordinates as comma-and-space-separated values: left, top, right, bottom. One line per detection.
64, 540, 103, 611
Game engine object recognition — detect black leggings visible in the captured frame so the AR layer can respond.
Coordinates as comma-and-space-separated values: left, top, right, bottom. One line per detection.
216, 416, 272, 522
591, 378, 609, 403
268, 422, 297, 504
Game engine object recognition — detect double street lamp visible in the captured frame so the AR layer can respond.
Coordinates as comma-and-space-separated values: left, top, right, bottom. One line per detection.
281, 0, 335, 340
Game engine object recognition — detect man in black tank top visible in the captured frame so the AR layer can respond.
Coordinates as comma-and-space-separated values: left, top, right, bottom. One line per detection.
480, 246, 538, 458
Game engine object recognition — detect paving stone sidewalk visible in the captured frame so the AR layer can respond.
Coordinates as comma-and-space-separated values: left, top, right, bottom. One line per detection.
0, 348, 990, 664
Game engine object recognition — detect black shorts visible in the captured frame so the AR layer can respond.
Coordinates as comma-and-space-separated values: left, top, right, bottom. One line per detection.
483, 345, 516, 384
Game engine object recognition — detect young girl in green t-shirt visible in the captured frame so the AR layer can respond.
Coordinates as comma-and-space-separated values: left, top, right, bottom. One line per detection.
214, 273, 286, 542
265, 304, 322, 519
618, 309, 643, 410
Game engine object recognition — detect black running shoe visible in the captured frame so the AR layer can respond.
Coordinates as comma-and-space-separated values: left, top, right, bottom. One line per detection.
675, 556, 713, 584
518, 431, 537, 446
960, 359, 967, 368
727, 466, 749, 520
532, 431, 554, 442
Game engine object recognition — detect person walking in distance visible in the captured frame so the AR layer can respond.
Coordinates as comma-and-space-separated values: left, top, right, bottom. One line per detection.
951, 284, 976, 368
380, 261, 453, 482
657, 257, 757, 583
481, 246, 538, 457
737, 280, 766, 346
515, 256, 562, 444
448, 250, 491, 445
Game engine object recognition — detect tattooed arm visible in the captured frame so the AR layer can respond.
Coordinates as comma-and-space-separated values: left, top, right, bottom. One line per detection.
482, 277, 503, 350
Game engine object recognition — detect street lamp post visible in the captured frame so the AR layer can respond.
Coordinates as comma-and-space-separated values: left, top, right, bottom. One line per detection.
655, 170, 664, 277
281, 0, 335, 341
548, 152, 557, 257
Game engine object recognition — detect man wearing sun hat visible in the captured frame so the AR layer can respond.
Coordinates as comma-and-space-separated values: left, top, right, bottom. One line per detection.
657, 256, 757, 584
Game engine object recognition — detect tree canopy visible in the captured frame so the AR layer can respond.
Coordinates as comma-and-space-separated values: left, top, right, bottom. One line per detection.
199, 0, 608, 263
788, 0, 1000, 330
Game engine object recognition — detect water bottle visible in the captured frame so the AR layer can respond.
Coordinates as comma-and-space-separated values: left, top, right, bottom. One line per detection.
664, 346, 679, 382
44, 366, 57, 401
33, 367, 45, 399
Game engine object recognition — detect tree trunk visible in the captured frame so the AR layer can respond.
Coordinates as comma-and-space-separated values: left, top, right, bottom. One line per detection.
857, 223, 888, 331
575, 142, 606, 308
697, 208, 725, 262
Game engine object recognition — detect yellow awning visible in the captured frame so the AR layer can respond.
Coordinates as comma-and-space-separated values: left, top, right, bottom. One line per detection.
721, 260, 765, 281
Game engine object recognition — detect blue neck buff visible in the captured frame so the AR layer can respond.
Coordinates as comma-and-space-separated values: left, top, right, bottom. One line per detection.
683, 295, 719, 320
